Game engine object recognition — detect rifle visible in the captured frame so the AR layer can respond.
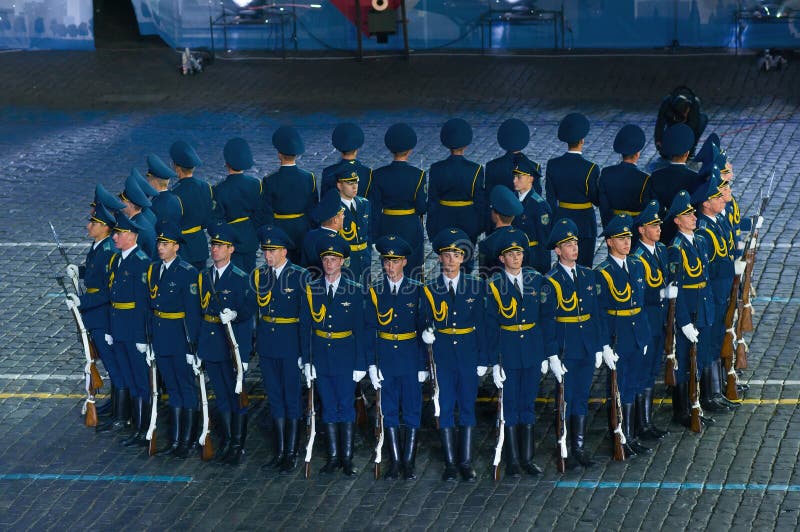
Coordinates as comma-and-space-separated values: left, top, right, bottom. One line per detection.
373, 375, 384, 480
184, 319, 213, 461
739, 174, 772, 336
609, 367, 626, 461
492, 358, 505, 481
303, 353, 317, 479
205, 271, 249, 408
688, 313, 702, 433
56, 276, 102, 427
49, 221, 80, 294
721, 272, 741, 400
355, 380, 369, 427
664, 297, 677, 387
555, 376, 567, 473
144, 319, 158, 456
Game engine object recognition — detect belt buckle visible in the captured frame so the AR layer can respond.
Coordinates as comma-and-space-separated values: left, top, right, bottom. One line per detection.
326, 332, 332, 339
517, 324, 523, 331
393, 333, 399, 341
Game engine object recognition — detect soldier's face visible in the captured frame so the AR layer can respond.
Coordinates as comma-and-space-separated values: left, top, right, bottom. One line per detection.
264, 248, 287, 268
499, 249, 524, 271
157, 241, 179, 262
211, 243, 234, 265
513, 173, 533, 192
555, 240, 579, 263
322, 255, 344, 276
720, 184, 733, 202
86, 220, 107, 240
607, 236, 631, 257
724, 162, 734, 180
337, 180, 359, 200
112, 230, 137, 251
382, 257, 406, 280
638, 223, 661, 244
674, 212, 697, 233
439, 250, 464, 273
710, 196, 726, 214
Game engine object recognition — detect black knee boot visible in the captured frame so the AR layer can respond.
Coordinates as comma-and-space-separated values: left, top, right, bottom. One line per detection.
439, 427, 458, 481
383, 426, 401, 480
402, 427, 419, 480
97, 384, 115, 417
504, 425, 522, 478
96, 387, 130, 433
341, 422, 358, 476
320, 423, 341, 474
279, 418, 300, 474
519, 424, 542, 475
215, 411, 233, 462
639, 388, 668, 440
625, 402, 651, 455
570, 415, 595, 468
155, 407, 182, 456
700, 367, 728, 412
458, 426, 477, 482
121, 397, 147, 447
715, 360, 741, 409
226, 412, 247, 465
264, 418, 286, 470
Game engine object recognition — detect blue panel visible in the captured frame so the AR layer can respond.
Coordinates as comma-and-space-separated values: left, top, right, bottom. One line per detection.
0, 0, 94, 50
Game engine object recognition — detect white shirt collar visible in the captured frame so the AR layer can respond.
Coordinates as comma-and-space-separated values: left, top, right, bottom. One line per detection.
505, 270, 523, 287
442, 273, 459, 290
325, 275, 342, 296
567, 150, 582, 155
388, 277, 404, 293
517, 189, 530, 202
280, 163, 296, 167
609, 255, 626, 270
641, 242, 656, 255
341, 198, 354, 210
215, 262, 230, 279
559, 262, 577, 279
120, 245, 137, 260
680, 231, 694, 244
162, 257, 176, 270
273, 260, 288, 279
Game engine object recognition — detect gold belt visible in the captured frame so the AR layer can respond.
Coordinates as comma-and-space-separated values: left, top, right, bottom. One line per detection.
500, 323, 536, 332
683, 282, 707, 289
228, 217, 249, 224
607, 308, 641, 317
556, 314, 591, 323
203, 314, 221, 323
154, 310, 186, 319
438, 327, 475, 335
314, 329, 353, 339
261, 315, 300, 324
558, 201, 592, 210
378, 331, 417, 341
182, 225, 202, 234
274, 212, 304, 220
612, 209, 641, 216
528, 241, 538, 247
86, 288, 100, 294
383, 208, 415, 216
439, 200, 473, 207
111, 301, 135, 310
350, 242, 368, 252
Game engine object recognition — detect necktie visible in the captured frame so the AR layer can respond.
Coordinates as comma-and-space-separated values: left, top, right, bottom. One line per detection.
350, 203, 357, 218
159, 263, 166, 281
391, 284, 397, 296
327, 284, 334, 305
571, 268, 577, 284
513, 278, 522, 295
448, 280, 455, 301
213, 269, 219, 286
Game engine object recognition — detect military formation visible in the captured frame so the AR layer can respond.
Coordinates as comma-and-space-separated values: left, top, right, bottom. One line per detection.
61, 115, 764, 480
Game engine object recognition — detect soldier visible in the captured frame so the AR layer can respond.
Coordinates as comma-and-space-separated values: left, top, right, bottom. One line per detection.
252, 225, 310, 475
426, 119, 487, 261
106, 213, 153, 447
545, 113, 601, 267
321, 122, 373, 198
299, 232, 370, 477
119, 169, 156, 259
261, 125, 318, 265
130, 167, 159, 226
146, 222, 201, 458
335, 168, 372, 285
485, 118, 542, 196
370, 123, 427, 279
651, 124, 704, 246
485, 229, 560, 477
595, 215, 652, 457
598, 125, 653, 228
145, 153, 182, 227
544, 218, 614, 468
213, 137, 262, 273
665, 190, 715, 429
170, 140, 215, 272
511, 158, 552, 274
368, 236, 427, 480
631, 200, 671, 440
421, 228, 487, 482
197, 225, 255, 464
478, 185, 530, 277
301, 189, 345, 276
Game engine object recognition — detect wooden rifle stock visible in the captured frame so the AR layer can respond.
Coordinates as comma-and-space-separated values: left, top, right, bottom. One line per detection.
735, 296, 749, 370
739, 245, 755, 334
610, 369, 625, 461
555, 380, 567, 473
721, 274, 741, 360
688, 332, 702, 433
664, 298, 677, 387
355, 381, 368, 427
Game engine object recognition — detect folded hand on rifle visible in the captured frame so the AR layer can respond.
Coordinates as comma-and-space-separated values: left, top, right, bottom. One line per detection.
303, 363, 316, 383
491, 364, 506, 388
353, 369, 367, 382
66, 264, 80, 282
104, 334, 113, 345
422, 327, 436, 345
734, 259, 746, 276
65, 293, 80, 309
601, 345, 618, 370
476, 365, 488, 377
220, 307, 237, 324
681, 323, 700, 343
368, 365, 383, 390
543, 355, 567, 382
417, 371, 429, 383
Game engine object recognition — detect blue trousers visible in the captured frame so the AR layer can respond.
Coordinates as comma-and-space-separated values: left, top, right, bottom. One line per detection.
437, 365, 478, 428
156, 354, 197, 409
381, 373, 422, 428
89, 328, 121, 388
503, 366, 541, 425
316, 374, 356, 423
564, 358, 594, 416
616, 346, 646, 404
676, 325, 712, 384
205, 359, 247, 414
645, 331, 665, 388
260, 356, 302, 420
708, 301, 727, 366
116, 341, 149, 398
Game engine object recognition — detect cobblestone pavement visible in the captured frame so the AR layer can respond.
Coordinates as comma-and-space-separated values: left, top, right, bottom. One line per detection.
0, 47, 799, 530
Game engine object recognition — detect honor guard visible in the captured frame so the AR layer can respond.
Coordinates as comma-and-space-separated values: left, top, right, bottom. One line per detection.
651, 124, 704, 246
426, 119, 487, 257
544, 218, 611, 468
213, 137, 262, 273
119, 169, 157, 258
261, 125, 318, 265
146, 222, 201, 458
595, 215, 653, 457
631, 201, 671, 440
321, 122, 373, 198
170, 140, 215, 271
421, 228, 488, 482
299, 233, 370, 477
486, 118, 542, 196
665, 190, 715, 429
107, 214, 153, 447
197, 225, 256, 464
92, 182, 126, 214
335, 168, 372, 285
598, 125, 653, 227
129, 167, 159, 226
545, 113, 601, 267
370, 123, 428, 278
478, 185, 530, 277
485, 229, 559, 477
368, 236, 427, 480
252, 225, 310, 475
66, 202, 123, 426
145, 153, 183, 227
511, 159, 552, 274
301, 189, 345, 276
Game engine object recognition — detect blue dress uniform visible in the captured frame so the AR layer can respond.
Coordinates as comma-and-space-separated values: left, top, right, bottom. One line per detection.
120, 171, 156, 259
170, 141, 215, 272
426, 119, 487, 249
130, 167, 159, 227
485, 118, 542, 196
543, 218, 605, 468
146, 222, 201, 457
370, 123, 428, 278
478, 186, 530, 277
422, 228, 487, 482
321, 122, 373, 198
545, 113, 601, 267
146, 153, 183, 227
336, 170, 372, 285
299, 232, 370, 476
511, 160, 553, 274
261, 126, 318, 266
300, 190, 344, 276
598, 125, 652, 227
252, 226, 310, 474
665, 191, 715, 427
485, 232, 557, 476
107, 214, 153, 447
369, 236, 426, 480
197, 225, 255, 464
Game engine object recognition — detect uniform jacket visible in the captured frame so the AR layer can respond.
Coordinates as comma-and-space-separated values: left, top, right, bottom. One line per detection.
108, 246, 151, 343
545, 152, 600, 238
252, 261, 310, 360
196, 264, 255, 363
369, 161, 427, 242
426, 155, 486, 242
321, 159, 373, 199
598, 162, 652, 226
512, 189, 553, 272
172, 176, 214, 264
595, 257, 651, 353
260, 165, 317, 252
667, 232, 714, 329
213, 172, 262, 254
696, 213, 735, 305
78, 236, 116, 330
632, 241, 669, 336
147, 259, 201, 357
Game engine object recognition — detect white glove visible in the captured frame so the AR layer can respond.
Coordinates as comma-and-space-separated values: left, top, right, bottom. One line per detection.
756, 216, 764, 230
737, 240, 745, 251
422, 327, 436, 345
643, 345, 648, 356
541, 359, 549, 374
681, 323, 700, 343
368, 365, 384, 390
666, 283, 678, 299
417, 371, 429, 383
602, 345, 618, 370
192, 356, 201, 375
297, 356, 303, 370
477, 365, 488, 377
66, 293, 81, 308
353, 370, 367, 382
595, 351, 603, 369
66, 264, 80, 282
734, 259, 746, 276
186, 353, 193, 365
659, 288, 666, 299
220, 308, 237, 324
303, 363, 316, 382
136, 343, 148, 354
548, 355, 567, 383
104, 334, 113, 345
492, 364, 506, 388
242, 362, 249, 372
